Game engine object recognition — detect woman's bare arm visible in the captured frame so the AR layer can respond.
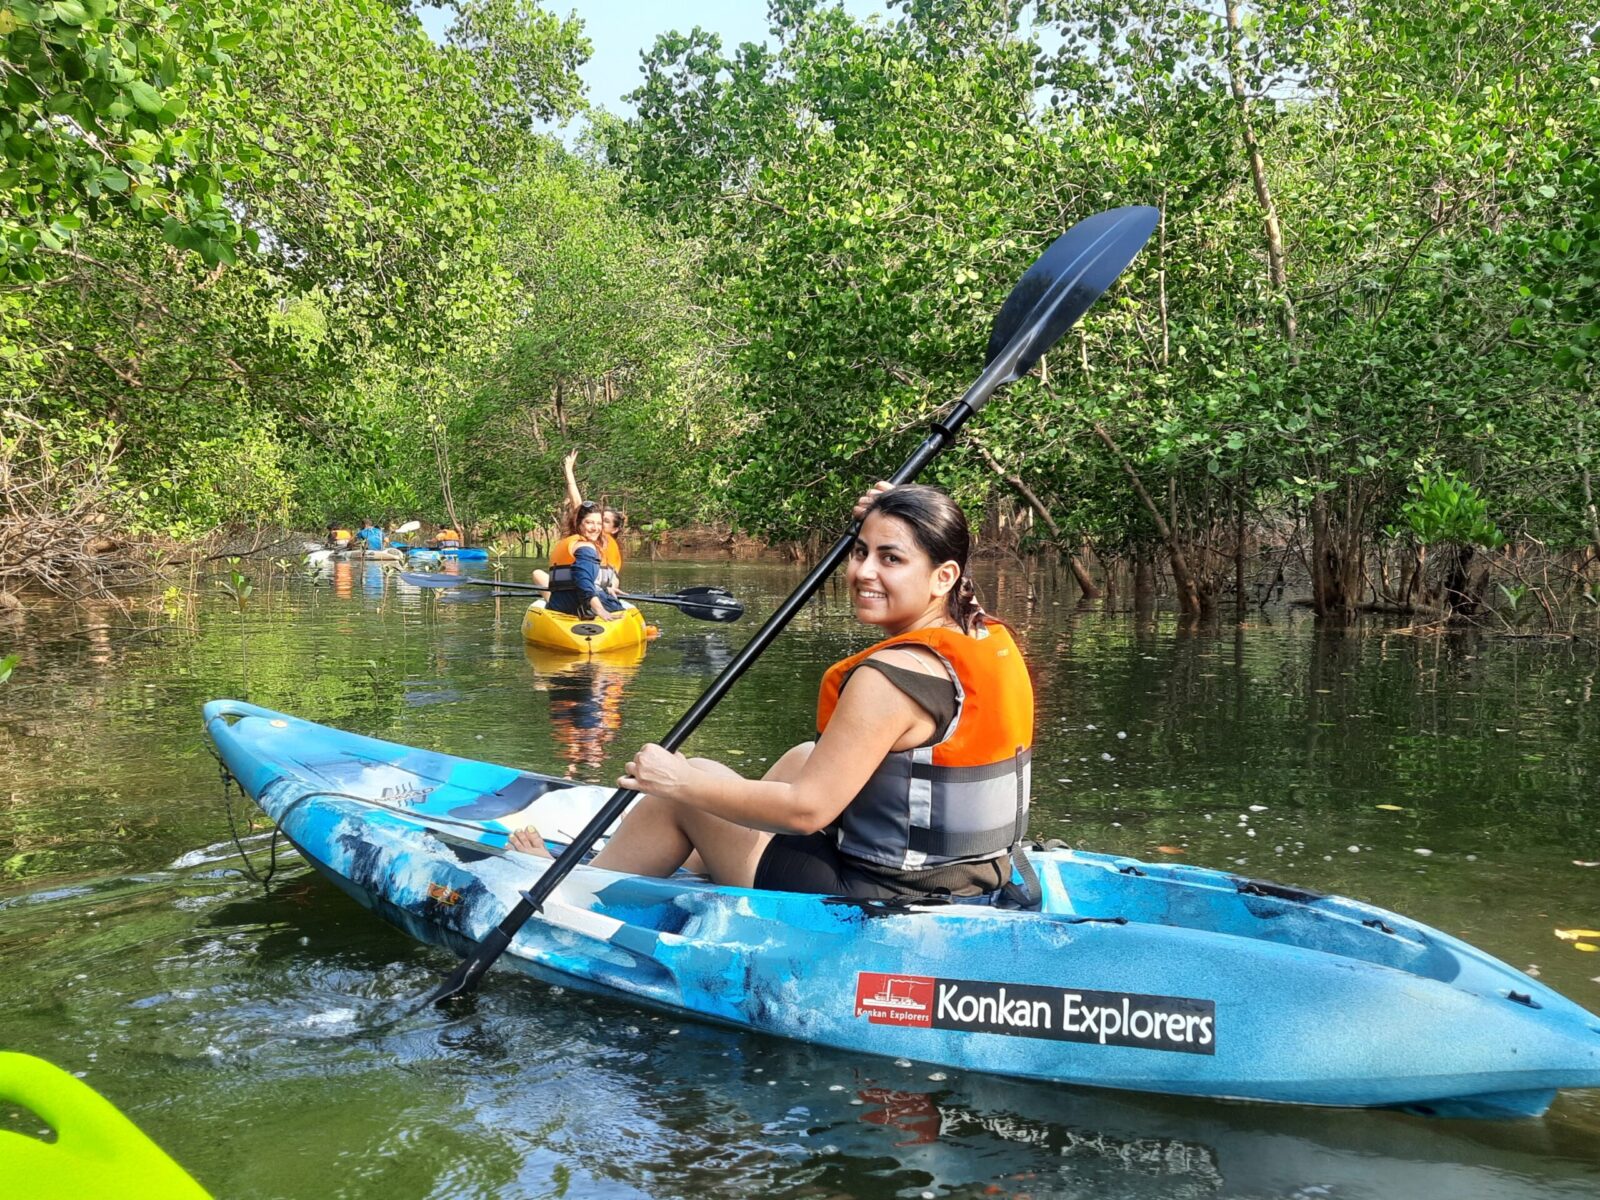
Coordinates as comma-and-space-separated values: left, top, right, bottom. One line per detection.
563, 449, 584, 511
621, 662, 938, 834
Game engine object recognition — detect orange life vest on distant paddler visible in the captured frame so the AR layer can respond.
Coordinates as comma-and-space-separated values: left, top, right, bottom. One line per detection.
549, 534, 600, 592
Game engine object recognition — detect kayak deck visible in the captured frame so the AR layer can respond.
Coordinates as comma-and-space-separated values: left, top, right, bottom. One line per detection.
521, 602, 653, 653
202, 700, 1600, 1118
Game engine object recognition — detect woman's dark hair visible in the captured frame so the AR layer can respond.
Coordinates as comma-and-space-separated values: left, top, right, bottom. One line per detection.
566, 499, 602, 536
603, 507, 625, 534
862, 484, 985, 631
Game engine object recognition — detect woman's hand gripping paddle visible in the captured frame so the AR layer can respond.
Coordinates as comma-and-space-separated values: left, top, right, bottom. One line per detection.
425, 206, 1159, 1005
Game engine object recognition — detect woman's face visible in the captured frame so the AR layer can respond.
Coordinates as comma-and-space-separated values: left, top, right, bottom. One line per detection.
578, 510, 604, 541
602, 511, 619, 536
847, 512, 958, 633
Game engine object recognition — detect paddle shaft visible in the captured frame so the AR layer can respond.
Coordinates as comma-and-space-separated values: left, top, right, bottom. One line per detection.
434, 399, 984, 1000
459, 578, 736, 615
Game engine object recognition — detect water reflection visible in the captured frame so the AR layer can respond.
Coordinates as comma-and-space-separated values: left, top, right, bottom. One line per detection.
524, 641, 647, 779
469, 983, 1600, 1200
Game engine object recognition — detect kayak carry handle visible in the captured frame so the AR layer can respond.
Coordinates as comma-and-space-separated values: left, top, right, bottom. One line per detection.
0, 1052, 212, 1199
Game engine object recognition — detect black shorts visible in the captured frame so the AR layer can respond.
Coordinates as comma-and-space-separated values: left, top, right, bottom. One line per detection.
753, 833, 903, 899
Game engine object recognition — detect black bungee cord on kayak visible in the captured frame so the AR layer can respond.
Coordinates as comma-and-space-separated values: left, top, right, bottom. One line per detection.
210, 752, 285, 888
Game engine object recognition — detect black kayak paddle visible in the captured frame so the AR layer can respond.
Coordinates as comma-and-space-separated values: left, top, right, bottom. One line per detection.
398, 572, 743, 622
425, 206, 1159, 1005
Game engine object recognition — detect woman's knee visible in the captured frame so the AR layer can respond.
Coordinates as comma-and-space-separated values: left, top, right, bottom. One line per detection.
765, 740, 815, 782
687, 756, 742, 780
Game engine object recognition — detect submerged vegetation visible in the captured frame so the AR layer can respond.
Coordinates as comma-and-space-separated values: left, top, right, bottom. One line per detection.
4, 0, 1598, 626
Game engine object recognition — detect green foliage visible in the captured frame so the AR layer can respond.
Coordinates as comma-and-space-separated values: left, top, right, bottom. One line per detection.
7, 0, 1597, 579
1397, 474, 1505, 551
0, 653, 16, 685
1, 0, 243, 274
607, 0, 1600, 576
2, 0, 629, 540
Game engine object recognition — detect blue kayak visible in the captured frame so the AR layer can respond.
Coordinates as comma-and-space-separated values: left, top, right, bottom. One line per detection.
395, 546, 487, 561
202, 700, 1600, 1119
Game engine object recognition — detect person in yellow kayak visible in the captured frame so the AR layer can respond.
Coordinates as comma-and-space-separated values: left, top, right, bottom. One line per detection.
535, 449, 624, 596
563, 448, 625, 584
433, 526, 462, 550
511, 483, 1035, 901
545, 501, 627, 622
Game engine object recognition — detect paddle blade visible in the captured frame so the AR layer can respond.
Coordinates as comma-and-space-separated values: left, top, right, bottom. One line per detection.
394, 520, 422, 534
397, 570, 469, 588
986, 206, 1159, 385
671, 586, 743, 622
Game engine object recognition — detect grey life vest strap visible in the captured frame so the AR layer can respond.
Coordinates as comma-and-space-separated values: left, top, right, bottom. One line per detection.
906, 821, 1023, 858
998, 744, 1041, 909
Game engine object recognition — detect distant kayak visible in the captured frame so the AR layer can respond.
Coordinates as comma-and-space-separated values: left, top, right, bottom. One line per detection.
521, 603, 654, 654
394, 545, 486, 561
305, 548, 405, 566
203, 699, 1600, 1119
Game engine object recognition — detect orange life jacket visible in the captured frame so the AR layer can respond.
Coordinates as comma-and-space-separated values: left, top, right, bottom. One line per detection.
601, 535, 622, 573
817, 622, 1033, 870
549, 534, 601, 593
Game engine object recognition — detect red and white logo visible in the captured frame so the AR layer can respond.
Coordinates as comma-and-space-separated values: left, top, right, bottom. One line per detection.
854, 972, 936, 1027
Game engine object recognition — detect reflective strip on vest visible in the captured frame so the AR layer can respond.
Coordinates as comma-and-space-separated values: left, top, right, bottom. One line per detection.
835, 746, 1031, 870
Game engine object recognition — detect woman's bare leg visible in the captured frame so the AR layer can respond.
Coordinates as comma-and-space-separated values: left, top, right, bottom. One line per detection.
506, 743, 814, 878
530, 742, 815, 886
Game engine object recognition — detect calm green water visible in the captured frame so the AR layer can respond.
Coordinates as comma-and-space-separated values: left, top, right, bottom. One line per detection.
2, 558, 1598, 1198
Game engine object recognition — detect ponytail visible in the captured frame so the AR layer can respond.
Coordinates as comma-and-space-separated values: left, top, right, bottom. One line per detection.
948, 574, 986, 633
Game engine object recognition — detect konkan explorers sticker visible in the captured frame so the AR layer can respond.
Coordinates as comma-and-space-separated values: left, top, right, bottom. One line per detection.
853, 972, 1215, 1055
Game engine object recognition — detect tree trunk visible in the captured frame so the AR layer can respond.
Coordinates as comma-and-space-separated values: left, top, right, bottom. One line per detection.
431, 423, 462, 540
1224, 0, 1296, 343
1580, 415, 1600, 564
1443, 545, 1479, 615
1133, 552, 1156, 612
974, 442, 1100, 598
1234, 477, 1247, 621
1095, 424, 1203, 614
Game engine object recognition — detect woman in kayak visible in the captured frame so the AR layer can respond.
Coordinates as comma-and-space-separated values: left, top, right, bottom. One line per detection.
511, 483, 1034, 899
534, 449, 624, 592
544, 501, 627, 623
563, 448, 624, 584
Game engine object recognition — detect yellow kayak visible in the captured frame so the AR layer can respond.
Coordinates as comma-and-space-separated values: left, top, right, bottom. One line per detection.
520, 603, 654, 654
